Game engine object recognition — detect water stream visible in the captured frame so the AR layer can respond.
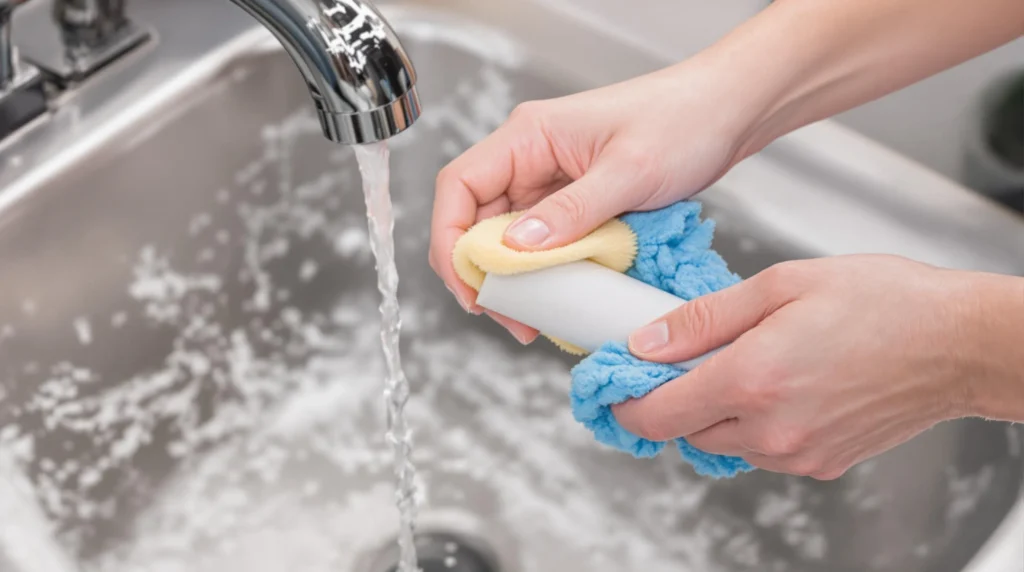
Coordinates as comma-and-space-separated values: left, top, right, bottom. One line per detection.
353, 142, 421, 572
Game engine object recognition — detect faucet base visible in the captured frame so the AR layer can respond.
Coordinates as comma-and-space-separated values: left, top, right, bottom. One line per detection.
13, 1, 152, 86
317, 86, 422, 145
0, 61, 47, 142
31, 20, 151, 84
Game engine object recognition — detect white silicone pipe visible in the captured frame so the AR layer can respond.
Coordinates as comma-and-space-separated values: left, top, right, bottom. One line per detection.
476, 260, 724, 370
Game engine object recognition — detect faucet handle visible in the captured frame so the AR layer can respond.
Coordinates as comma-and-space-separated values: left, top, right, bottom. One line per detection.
0, 0, 30, 13
53, 0, 129, 53
0, 0, 47, 140
0, 0, 31, 90
25, 0, 151, 83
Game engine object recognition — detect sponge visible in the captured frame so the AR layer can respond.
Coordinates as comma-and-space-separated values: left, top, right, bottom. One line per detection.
452, 202, 754, 478
452, 212, 636, 354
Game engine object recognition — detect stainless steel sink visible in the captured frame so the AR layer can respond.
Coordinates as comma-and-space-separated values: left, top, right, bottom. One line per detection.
1, 1, 1023, 571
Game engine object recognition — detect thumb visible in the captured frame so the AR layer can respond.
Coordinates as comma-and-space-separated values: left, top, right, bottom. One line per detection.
502, 160, 642, 251
628, 272, 793, 363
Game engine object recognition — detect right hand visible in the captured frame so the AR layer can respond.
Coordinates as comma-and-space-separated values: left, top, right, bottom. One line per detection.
429, 59, 764, 343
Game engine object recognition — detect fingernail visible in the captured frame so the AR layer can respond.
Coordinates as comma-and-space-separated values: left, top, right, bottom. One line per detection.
446, 284, 477, 314
459, 296, 484, 315
630, 321, 669, 353
505, 217, 550, 247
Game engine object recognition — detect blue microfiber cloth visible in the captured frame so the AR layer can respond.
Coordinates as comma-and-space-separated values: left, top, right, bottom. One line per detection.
569, 201, 755, 478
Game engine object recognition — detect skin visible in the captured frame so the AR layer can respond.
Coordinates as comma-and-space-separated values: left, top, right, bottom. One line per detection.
429, 0, 1024, 478
619, 256, 1024, 479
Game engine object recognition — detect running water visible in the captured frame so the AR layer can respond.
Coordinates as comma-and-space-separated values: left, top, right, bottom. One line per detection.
353, 142, 420, 572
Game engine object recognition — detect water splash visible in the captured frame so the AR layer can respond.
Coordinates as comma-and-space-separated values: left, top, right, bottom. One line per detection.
0, 451, 77, 572
354, 142, 420, 572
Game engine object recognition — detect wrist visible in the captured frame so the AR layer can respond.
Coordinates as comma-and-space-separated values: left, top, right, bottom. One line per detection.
950, 272, 1024, 420
649, 1, 857, 163
678, 0, 857, 161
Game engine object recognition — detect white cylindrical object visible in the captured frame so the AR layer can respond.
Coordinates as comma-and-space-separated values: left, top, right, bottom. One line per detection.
476, 260, 724, 369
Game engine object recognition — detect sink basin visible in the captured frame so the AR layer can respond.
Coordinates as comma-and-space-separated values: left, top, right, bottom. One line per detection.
1, 1, 1022, 571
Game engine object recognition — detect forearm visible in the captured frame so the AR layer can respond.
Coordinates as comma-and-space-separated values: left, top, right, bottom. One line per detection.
960, 272, 1024, 421
686, 0, 1024, 157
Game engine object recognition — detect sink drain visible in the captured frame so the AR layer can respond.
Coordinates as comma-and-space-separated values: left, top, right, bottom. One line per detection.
366, 531, 501, 572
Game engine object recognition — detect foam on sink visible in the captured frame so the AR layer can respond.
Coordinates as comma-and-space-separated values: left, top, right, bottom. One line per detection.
0, 451, 77, 572
945, 465, 995, 525
72, 317, 92, 346
753, 481, 827, 561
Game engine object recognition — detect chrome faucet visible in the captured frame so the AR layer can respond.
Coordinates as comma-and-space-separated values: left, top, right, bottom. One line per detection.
2, 0, 418, 145
229, 0, 421, 144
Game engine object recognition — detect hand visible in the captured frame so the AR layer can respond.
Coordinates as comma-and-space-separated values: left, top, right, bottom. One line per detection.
430, 59, 760, 343
429, 0, 1023, 345
612, 255, 1024, 480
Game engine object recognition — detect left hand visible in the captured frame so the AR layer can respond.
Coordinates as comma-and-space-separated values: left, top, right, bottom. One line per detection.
612, 254, 1023, 480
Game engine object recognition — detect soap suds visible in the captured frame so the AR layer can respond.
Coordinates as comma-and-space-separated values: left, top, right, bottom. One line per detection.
755, 481, 827, 561
945, 465, 994, 524
298, 260, 318, 282
72, 318, 92, 346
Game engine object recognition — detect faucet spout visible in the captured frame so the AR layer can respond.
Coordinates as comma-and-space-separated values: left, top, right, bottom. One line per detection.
230, 0, 421, 145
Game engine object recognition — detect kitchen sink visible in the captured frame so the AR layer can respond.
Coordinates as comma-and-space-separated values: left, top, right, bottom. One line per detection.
1, 1, 1023, 571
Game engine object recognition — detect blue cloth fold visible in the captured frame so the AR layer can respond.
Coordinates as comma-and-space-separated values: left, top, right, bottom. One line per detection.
568, 201, 754, 478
